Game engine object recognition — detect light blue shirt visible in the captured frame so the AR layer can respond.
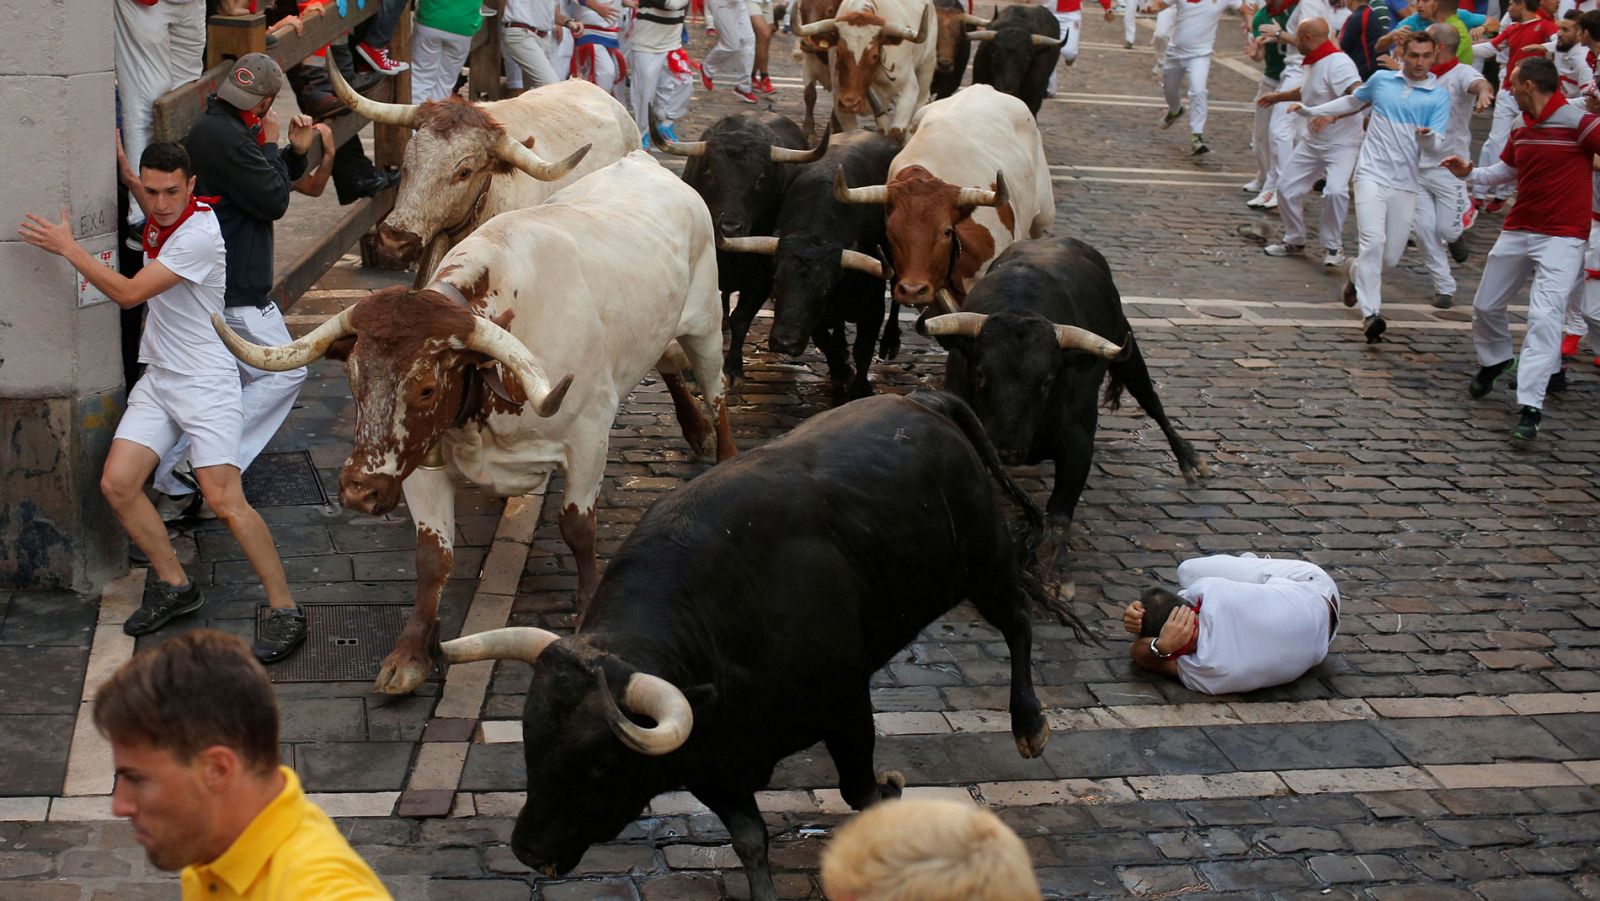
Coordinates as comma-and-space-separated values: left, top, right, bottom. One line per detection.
1392, 9, 1485, 30
1351, 70, 1453, 187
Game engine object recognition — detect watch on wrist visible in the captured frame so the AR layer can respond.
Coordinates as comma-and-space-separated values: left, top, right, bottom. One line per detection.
1150, 637, 1173, 659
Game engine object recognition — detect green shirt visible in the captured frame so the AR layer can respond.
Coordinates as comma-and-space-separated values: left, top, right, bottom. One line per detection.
1253, 5, 1292, 81
419, 0, 484, 37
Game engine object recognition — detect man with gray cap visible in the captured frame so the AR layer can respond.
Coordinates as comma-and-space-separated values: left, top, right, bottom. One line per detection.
151, 54, 312, 558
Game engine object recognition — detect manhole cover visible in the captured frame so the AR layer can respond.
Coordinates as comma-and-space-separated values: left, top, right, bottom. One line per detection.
256, 604, 438, 683
1192, 305, 1245, 319
242, 451, 328, 507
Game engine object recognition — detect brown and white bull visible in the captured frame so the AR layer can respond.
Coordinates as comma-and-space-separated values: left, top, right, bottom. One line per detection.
834, 84, 1054, 308
793, 0, 937, 140
793, 0, 845, 135
330, 69, 639, 280
213, 152, 736, 695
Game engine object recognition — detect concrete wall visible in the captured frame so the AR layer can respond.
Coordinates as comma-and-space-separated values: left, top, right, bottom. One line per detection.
0, 0, 127, 590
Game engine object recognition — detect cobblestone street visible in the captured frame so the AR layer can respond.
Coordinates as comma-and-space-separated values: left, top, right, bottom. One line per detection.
4, 7, 1600, 899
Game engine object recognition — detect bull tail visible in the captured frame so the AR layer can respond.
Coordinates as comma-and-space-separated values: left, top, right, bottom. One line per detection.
907, 390, 1043, 560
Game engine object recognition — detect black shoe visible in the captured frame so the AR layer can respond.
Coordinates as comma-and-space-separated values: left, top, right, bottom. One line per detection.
1313, 177, 1326, 194
1511, 405, 1541, 442
254, 607, 308, 663
337, 169, 399, 206
1363, 314, 1386, 344
1469, 358, 1516, 399
1548, 368, 1568, 394
1447, 235, 1469, 263
123, 580, 204, 636
1432, 293, 1453, 309
1342, 281, 1358, 308
347, 67, 385, 93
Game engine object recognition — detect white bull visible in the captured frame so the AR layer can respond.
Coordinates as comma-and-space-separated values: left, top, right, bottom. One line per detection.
214, 152, 735, 695
794, 0, 937, 140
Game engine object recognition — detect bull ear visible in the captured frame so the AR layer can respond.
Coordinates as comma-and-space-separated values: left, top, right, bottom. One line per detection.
325, 335, 357, 362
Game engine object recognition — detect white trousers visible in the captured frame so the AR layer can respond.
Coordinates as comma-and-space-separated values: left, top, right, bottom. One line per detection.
1277, 140, 1357, 251
628, 49, 674, 133
1350, 178, 1418, 318
1412, 166, 1472, 296
1124, 0, 1138, 43
704, 0, 755, 91
553, 32, 623, 94
1563, 222, 1600, 338
1267, 66, 1306, 190
1473, 88, 1520, 199
1472, 230, 1585, 409
1252, 76, 1280, 192
1162, 55, 1211, 135
115, 0, 205, 226
412, 23, 476, 103
658, 65, 694, 120
503, 26, 562, 90
154, 303, 308, 497
1047, 9, 1083, 95
1177, 553, 1341, 611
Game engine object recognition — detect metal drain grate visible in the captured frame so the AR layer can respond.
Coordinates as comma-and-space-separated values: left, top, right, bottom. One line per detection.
257, 604, 438, 683
242, 451, 328, 507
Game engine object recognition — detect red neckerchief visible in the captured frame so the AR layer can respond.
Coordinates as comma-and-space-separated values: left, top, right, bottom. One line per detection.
1524, 91, 1568, 127
1303, 40, 1340, 66
238, 110, 269, 146
1431, 57, 1460, 76
1268, 0, 1297, 14
143, 195, 212, 257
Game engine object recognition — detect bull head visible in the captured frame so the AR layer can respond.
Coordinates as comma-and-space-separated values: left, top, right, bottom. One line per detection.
922, 311, 1128, 357
716, 235, 889, 279
799, 6, 931, 115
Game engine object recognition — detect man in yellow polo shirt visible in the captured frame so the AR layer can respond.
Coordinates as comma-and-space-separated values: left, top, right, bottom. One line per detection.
94, 629, 391, 899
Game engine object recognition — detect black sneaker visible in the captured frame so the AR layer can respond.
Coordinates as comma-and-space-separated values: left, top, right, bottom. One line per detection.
123, 580, 204, 636
1447, 235, 1469, 263
1432, 293, 1453, 309
1342, 281, 1358, 308
1191, 134, 1210, 155
254, 607, 308, 663
1548, 368, 1569, 394
1363, 314, 1387, 344
1469, 358, 1516, 399
1511, 405, 1541, 442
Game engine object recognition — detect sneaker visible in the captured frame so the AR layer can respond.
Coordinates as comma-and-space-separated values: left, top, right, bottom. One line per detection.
1468, 357, 1516, 399
156, 492, 200, 523
733, 87, 759, 103
660, 122, 681, 142
1191, 134, 1210, 155
641, 130, 651, 150
253, 607, 308, 664
1511, 405, 1541, 442
1341, 281, 1358, 308
1313, 178, 1327, 194
1125, 39, 1135, 48
1258, 193, 1277, 209
123, 580, 204, 637
706, 24, 718, 35
1432, 293, 1453, 309
1462, 205, 1478, 231
1548, 368, 1569, 394
1447, 235, 1469, 263
1161, 106, 1185, 129
1485, 197, 1507, 214
1363, 314, 1387, 344
756, 74, 776, 94
1562, 333, 1581, 356
1246, 189, 1275, 209
700, 69, 714, 91
355, 42, 410, 74
1323, 249, 1347, 268
1242, 178, 1262, 193
1264, 242, 1304, 257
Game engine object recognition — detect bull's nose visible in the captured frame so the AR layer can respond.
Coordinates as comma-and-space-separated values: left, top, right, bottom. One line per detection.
718, 218, 746, 238
769, 335, 806, 357
339, 484, 384, 515
895, 281, 931, 305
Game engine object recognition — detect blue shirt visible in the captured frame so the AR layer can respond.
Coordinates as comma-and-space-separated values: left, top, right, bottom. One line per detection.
1351, 70, 1453, 188
1392, 9, 1485, 30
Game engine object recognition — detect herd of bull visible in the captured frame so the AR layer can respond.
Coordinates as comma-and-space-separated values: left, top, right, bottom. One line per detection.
204, 18, 1208, 898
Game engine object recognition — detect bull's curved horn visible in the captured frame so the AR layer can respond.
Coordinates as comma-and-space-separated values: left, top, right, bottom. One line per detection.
460, 314, 575, 417
792, 15, 838, 36
493, 133, 591, 181
1055, 324, 1126, 358
770, 125, 830, 163
934, 288, 961, 313
958, 12, 992, 26
650, 108, 708, 157
439, 627, 563, 665
922, 311, 988, 338
840, 249, 886, 277
1031, 33, 1065, 48
329, 64, 421, 128
955, 171, 1009, 208
834, 168, 890, 205
212, 306, 356, 371
717, 236, 781, 255
967, 29, 997, 41
883, 5, 932, 42
597, 668, 693, 756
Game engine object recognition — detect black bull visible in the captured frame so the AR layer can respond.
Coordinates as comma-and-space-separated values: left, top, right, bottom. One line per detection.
971, 4, 1063, 116
929, 236, 1208, 525
452, 392, 1060, 901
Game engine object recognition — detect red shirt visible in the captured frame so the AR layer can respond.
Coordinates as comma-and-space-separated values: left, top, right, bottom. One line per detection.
1494, 12, 1560, 90
1499, 95, 1600, 239
1055, 0, 1112, 13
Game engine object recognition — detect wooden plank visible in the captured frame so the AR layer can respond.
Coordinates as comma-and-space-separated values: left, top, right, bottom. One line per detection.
270, 189, 395, 313
205, 13, 267, 71
267, 3, 378, 78
374, 9, 414, 169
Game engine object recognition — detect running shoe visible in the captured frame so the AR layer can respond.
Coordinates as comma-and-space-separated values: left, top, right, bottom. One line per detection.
1511, 405, 1541, 443
1432, 293, 1453, 309
1242, 178, 1262, 193
1191, 134, 1209, 155
355, 42, 410, 74
124, 580, 204, 637
1342, 281, 1358, 308
701, 69, 715, 91
254, 607, 308, 664
1461, 205, 1478, 231
1161, 106, 1185, 128
1447, 234, 1469, 263
1468, 358, 1516, 399
1264, 242, 1304, 257
1363, 314, 1386, 344
757, 74, 776, 94
733, 87, 759, 103
1246, 189, 1275, 209
1562, 333, 1581, 356
1547, 368, 1569, 394
1323, 249, 1347, 268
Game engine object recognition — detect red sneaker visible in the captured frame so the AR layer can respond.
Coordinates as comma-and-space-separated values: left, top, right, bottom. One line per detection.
734, 87, 759, 103
757, 74, 776, 94
1471, 197, 1485, 212
356, 42, 410, 75
1461, 204, 1477, 231
700, 69, 714, 91
1484, 197, 1506, 214
1563, 333, 1582, 356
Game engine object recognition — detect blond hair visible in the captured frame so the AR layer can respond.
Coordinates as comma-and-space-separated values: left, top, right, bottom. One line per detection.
819, 799, 1041, 901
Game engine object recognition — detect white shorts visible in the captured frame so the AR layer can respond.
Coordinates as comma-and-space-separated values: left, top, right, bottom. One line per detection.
746, 0, 772, 19
116, 366, 243, 471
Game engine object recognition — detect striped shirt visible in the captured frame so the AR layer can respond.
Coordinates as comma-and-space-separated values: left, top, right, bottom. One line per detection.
1471, 95, 1600, 240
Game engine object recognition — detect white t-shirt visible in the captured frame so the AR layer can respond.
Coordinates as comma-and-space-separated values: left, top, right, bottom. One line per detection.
1550, 39, 1595, 97
140, 208, 236, 376
1172, 555, 1340, 696
1300, 51, 1363, 148
506, 0, 561, 29
1281, 0, 1339, 72
1423, 61, 1491, 165
628, 0, 689, 53
1166, 0, 1245, 60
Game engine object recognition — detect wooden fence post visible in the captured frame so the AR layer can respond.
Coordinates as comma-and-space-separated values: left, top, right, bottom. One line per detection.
205, 13, 267, 70
374, 7, 413, 171
467, 0, 506, 101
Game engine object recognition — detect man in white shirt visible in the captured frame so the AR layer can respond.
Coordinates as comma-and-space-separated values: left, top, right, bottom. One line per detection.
17, 142, 305, 664
503, 0, 582, 90
1263, 0, 1346, 191
1152, 0, 1258, 154
1261, 17, 1363, 266
629, 0, 692, 139
1122, 554, 1340, 696
1412, 24, 1494, 309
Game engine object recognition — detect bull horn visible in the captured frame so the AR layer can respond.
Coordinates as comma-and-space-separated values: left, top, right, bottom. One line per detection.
792, 15, 837, 36
650, 108, 707, 157
493, 133, 591, 181
834, 168, 889, 205
328, 64, 421, 128
884, 5, 932, 42
935, 288, 960, 313
1031, 33, 1065, 48
968, 29, 997, 41
439, 626, 562, 665
461, 314, 575, 417
958, 12, 991, 25
597, 668, 693, 756
955, 170, 1009, 208
922, 311, 987, 338
770, 125, 830, 163
718, 236, 781, 255
1055, 324, 1126, 358
840, 249, 886, 277
212, 306, 356, 371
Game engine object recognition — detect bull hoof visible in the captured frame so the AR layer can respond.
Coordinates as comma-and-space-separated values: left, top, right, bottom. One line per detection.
879, 335, 901, 361
1014, 719, 1051, 759
876, 770, 906, 801
373, 649, 432, 695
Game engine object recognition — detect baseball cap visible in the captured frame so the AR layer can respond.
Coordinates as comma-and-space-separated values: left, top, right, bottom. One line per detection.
217, 53, 285, 110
